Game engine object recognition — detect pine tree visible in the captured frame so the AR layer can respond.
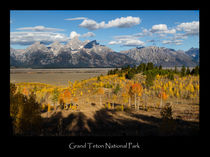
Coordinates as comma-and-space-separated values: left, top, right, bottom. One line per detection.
159, 65, 162, 70
186, 67, 191, 75
181, 65, 186, 77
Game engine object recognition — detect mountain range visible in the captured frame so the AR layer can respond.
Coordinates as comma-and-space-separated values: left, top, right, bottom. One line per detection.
10, 37, 199, 68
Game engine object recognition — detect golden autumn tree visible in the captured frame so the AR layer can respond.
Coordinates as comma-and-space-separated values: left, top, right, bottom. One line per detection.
158, 87, 168, 108
51, 88, 59, 111
22, 87, 29, 97
130, 83, 143, 110
125, 81, 133, 108
122, 92, 129, 110
97, 87, 104, 106
63, 89, 71, 105
10, 83, 42, 135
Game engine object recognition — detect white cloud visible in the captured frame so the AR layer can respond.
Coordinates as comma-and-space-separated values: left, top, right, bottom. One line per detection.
105, 16, 141, 28
172, 33, 188, 40
79, 19, 105, 30
162, 39, 183, 45
79, 16, 141, 30
109, 31, 145, 47
108, 40, 122, 45
176, 21, 199, 36
109, 37, 144, 47
114, 34, 136, 40
11, 30, 96, 46
151, 24, 168, 32
81, 32, 95, 38
151, 24, 176, 34
164, 28, 176, 34
65, 17, 87, 21
16, 25, 64, 32
69, 31, 95, 39
122, 39, 145, 46
69, 31, 80, 39
10, 32, 69, 45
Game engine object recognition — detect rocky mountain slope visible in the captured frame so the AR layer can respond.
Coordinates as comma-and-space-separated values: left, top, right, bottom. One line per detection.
185, 47, 199, 63
120, 46, 198, 67
10, 38, 199, 68
10, 38, 136, 68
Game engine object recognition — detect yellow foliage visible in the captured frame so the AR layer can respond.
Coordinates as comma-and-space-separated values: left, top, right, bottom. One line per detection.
47, 103, 51, 112
98, 88, 104, 95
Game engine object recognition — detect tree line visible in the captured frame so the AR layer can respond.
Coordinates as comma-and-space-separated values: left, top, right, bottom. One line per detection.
108, 63, 199, 88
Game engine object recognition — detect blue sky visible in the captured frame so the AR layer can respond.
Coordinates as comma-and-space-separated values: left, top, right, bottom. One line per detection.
10, 10, 199, 51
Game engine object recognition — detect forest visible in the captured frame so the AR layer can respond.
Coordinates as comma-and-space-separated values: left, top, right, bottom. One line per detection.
10, 63, 199, 136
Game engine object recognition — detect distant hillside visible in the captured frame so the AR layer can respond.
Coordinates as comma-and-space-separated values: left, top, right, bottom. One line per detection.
120, 46, 198, 67
185, 47, 199, 63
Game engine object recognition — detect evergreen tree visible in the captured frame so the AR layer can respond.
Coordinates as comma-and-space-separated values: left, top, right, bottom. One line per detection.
159, 65, 162, 70
167, 73, 174, 80
146, 62, 154, 71
181, 65, 186, 77
145, 72, 156, 88
186, 67, 191, 75
194, 66, 199, 75
174, 66, 178, 74
125, 70, 135, 80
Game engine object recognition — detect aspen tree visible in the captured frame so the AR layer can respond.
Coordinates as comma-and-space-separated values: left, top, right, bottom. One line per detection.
130, 83, 142, 110
97, 88, 104, 106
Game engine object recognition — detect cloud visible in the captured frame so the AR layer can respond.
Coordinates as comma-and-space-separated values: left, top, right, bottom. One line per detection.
172, 33, 188, 40
16, 25, 64, 32
150, 24, 176, 34
122, 39, 145, 47
105, 16, 141, 28
10, 32, 69, 45
11, 30, 96, 46
151, 24, 168, 32
69, 31, 80, 39
79, 19, 105, 30
81, 32, 95, 38
109, 37, 144, 47
176, 21, 199, 36
162, 39, 183, 45
65, 17, 88, 21
108, 40, 122, 45
69, 31, 95, 39
109, 31, 145, 47
147, 39, 156, 43
79, 16, 141, 30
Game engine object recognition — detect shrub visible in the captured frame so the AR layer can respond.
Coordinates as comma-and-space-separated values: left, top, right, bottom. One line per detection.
115, 105, 122, 111
124, 105, 132, 113
167, 73, 174, 80
159, 103, 176, 135
125, 70, 135, 80
160, 103, 173, 120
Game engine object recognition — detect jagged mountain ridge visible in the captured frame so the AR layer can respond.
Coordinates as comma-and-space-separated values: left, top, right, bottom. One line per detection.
10, 38, 136, 68
120, 46, 198, 67
185, 47, 199, 63
10, 38, 199, 68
